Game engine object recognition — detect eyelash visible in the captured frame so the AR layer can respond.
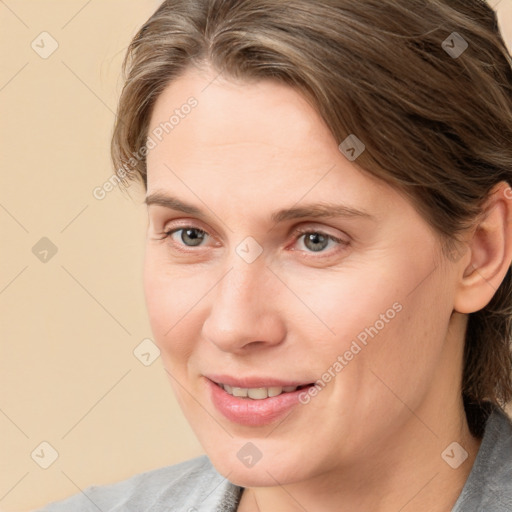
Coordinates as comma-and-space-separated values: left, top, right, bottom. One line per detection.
160, 225, 349, 257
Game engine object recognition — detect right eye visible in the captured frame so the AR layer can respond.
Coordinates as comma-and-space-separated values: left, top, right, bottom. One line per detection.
163, 227, 210, 250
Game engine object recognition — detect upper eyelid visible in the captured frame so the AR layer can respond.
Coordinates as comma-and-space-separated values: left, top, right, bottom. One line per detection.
151, 206, 351, 234
162, 223, 343, 238
161, 218, 216, 237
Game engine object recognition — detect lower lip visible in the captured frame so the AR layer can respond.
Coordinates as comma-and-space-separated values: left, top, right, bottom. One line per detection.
206, 378, 310, 427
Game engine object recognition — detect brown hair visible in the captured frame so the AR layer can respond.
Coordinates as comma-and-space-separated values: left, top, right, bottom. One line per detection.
111, 0, 512, 435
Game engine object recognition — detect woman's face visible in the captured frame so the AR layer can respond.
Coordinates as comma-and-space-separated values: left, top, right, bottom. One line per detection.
144, 66, 462, 486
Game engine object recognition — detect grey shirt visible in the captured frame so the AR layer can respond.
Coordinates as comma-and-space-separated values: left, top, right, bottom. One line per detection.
37, 404, 512, 511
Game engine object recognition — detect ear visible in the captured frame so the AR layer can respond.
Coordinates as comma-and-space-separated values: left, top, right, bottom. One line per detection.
454, 181, 512, 314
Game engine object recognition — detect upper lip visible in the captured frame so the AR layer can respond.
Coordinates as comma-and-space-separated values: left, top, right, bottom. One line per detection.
206, 374, 314, 388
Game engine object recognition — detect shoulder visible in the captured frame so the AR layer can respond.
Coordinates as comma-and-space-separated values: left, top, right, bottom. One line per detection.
452, 404, 512, 512
35, 455, 242, 512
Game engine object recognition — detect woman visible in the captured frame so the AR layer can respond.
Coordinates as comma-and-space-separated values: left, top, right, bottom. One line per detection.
39, 0, 512, 510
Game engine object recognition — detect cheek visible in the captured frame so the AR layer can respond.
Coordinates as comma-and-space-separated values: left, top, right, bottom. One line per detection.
143, 252, 207, 360
346, 265, 454, 411
300, 254, 445, 375
291, 267, 403, 355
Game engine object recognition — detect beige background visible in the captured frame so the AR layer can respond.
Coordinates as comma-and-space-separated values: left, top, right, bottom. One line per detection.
1, 1, 511, 511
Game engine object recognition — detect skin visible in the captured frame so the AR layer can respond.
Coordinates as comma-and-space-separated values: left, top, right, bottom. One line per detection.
143, 65, 512, 512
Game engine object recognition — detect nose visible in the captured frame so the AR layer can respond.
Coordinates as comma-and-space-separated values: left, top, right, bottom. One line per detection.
201, 253, 286, 353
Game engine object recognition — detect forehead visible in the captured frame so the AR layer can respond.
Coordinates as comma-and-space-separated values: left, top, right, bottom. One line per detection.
148, 67, 327, 154
145, 67, 396, 219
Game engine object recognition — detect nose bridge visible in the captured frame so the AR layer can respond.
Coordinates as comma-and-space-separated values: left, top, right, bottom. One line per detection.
217, 247, 267, 315
218, 231, 270, 297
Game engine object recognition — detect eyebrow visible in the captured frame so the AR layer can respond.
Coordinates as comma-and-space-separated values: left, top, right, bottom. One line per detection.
144, 192, 374, 223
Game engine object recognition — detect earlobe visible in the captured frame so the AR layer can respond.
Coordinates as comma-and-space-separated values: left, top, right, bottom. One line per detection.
454, 181, 512, 314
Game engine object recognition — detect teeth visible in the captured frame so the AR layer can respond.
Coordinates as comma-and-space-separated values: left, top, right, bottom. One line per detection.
267, 386, 283, 397
232, 387, 248, 397
248, 388, 268, 399
220, 384, 299, 399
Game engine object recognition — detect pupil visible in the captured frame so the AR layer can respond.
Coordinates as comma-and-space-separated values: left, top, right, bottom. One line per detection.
183, 228, 204, 246
306, 233, 328, 252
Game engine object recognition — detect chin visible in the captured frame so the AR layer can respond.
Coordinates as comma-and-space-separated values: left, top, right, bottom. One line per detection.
206, 445, 307, 488
215, 462, 298, 488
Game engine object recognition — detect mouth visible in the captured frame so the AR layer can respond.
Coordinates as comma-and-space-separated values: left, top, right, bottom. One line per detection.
205, 376, 316, 426
215, 382, 313, 400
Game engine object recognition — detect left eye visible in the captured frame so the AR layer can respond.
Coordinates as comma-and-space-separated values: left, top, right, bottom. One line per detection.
294, 230, 343, 252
